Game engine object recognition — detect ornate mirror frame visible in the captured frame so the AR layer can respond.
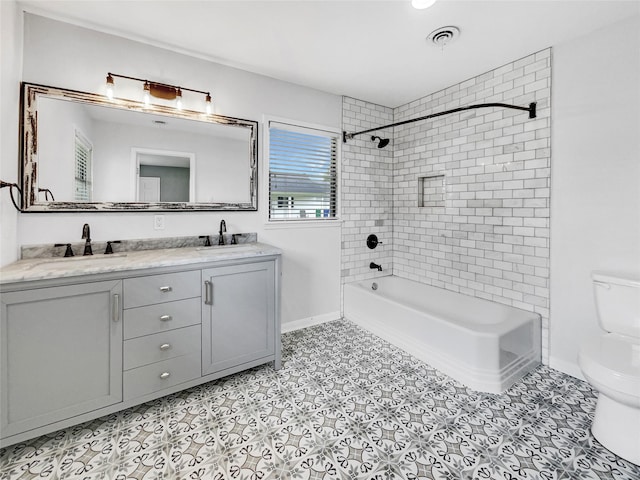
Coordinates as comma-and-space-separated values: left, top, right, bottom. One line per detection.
20, 83, 258, 212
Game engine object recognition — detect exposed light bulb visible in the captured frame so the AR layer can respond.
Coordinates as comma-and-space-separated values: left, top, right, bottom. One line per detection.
176, 88, 183, 110
105, 74, 114, 100
205, 94, 212, 115
412, 0, 437, 9
143, 82, 150, 106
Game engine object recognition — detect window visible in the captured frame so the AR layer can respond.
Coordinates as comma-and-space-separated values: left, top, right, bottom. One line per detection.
74, 131, 93, 201
268, 122, 338, 221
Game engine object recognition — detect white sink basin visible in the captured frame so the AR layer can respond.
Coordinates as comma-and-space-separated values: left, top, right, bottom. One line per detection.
34, 253, 128, 269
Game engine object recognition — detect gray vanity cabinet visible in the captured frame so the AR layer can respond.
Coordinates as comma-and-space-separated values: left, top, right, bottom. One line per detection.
0, 280, 123, 438
0, 245, 281, 447
202, 260, 276, 375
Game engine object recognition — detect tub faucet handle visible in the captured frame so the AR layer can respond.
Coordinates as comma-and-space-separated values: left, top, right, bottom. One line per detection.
367, 234, 383, 249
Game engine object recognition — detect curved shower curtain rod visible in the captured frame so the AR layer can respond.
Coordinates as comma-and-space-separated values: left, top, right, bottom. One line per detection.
342, 101, 536, 143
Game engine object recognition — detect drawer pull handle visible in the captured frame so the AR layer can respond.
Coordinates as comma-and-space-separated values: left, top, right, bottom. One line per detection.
159, 315, 173, 322
160, 286, 173, 293
159, 372, 171, 380
159, 343, 171, 351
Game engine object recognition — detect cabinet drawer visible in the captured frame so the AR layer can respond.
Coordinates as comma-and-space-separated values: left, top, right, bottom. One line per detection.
123, 353, 200, 401
124, 325, 201, 370
124, 271, 200, 308
124, 298, 201, 339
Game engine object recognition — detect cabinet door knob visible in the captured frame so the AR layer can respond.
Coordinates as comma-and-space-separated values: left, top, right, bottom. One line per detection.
159, 343, 171, 351
159, 372, 171, 379
159, 315, 172, 322
159, 286, 173, 293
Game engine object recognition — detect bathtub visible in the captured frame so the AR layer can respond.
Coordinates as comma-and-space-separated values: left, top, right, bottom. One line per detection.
343, 276, 541, 393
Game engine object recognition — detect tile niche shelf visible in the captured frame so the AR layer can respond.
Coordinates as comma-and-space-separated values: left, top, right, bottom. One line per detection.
418, 174, 445, 208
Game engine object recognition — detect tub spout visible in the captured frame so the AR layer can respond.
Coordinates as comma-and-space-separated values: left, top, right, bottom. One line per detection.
370, 262, 382, 271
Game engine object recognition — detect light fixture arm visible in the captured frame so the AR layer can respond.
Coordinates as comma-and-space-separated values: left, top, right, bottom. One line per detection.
343, 102, 536, 143
107, 72, 211, 97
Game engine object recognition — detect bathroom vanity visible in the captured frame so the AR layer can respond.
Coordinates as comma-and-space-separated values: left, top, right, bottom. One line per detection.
0, 242, 281, 447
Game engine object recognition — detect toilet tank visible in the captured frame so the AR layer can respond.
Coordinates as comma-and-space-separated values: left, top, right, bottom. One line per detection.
592, 272, 640, 338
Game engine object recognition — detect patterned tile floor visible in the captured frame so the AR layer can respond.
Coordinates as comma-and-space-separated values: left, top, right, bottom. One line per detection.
1, 319, 639, 480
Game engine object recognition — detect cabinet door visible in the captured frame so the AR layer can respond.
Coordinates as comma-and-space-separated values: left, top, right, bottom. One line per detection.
1, 280, 123, 437
202, 261, 275, 375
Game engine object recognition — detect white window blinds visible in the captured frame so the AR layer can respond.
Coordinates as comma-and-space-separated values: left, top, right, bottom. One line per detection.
268, 123, 338, 220
74, 131, 93, 201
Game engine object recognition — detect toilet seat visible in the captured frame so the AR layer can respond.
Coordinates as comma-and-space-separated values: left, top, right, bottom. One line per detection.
578, 333, 640, 400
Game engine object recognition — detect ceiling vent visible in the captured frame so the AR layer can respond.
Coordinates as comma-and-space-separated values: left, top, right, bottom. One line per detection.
427, 26, 460, 48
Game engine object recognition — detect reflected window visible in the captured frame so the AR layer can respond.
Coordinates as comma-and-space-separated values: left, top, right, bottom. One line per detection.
74, 130, 93, 201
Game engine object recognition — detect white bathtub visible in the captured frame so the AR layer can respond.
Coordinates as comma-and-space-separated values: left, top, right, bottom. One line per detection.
343, 276, 541, 393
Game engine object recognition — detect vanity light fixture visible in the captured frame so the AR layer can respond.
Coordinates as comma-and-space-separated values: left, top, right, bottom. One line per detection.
105, 72, 213, 114
412, 0, 437, 9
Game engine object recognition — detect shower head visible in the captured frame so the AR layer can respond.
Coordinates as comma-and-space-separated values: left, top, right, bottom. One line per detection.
371, 135, 390, 149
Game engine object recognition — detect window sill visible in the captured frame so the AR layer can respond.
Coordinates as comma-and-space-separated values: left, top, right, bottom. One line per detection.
264, 219, 343, 230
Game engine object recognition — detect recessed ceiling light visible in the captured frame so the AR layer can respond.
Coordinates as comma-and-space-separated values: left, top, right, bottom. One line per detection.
412, 0, 437, 9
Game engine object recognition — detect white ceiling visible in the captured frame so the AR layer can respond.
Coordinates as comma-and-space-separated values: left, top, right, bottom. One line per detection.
19, 0, 640, 107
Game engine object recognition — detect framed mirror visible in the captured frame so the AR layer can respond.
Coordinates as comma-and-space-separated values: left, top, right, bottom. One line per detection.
20, 83, 258, 212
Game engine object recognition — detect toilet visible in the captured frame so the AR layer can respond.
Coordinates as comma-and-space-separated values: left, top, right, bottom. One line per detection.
578, 272, 640, 465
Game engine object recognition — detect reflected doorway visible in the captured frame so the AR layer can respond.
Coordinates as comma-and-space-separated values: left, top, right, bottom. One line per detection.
138, 177, 160, 202
131, 148, 196, 202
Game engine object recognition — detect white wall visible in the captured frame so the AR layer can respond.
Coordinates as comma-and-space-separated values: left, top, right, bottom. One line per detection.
550, 15, 640, 378
8, 12, 343, 327
0, 1, 22, 265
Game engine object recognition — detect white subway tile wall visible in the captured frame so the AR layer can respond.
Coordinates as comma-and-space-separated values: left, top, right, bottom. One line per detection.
341, 49, 551, 363
341, 98, 394, 283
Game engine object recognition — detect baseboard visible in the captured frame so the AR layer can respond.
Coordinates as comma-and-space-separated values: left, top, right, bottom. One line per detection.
281, 311, 341, 333
549, 355, 585, 381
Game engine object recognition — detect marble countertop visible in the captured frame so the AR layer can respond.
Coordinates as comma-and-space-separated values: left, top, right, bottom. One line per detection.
0, 242, 281, 285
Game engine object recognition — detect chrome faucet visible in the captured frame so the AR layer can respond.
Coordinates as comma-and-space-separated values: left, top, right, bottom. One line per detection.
81, 223, 93, 256
218, 219, 227, 245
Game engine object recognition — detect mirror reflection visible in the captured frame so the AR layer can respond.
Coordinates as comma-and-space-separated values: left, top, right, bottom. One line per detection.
21, 83, 258, 211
